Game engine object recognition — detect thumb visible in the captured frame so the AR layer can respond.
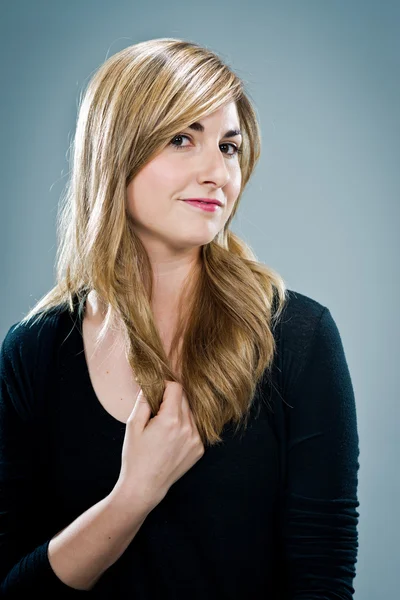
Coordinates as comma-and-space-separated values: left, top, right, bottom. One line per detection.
128, 388, 152, 427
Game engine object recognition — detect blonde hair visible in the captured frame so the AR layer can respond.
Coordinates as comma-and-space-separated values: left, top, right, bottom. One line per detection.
21, 38, 288, 446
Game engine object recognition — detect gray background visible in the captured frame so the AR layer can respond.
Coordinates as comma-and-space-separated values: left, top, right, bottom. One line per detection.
1, 1, 399, 598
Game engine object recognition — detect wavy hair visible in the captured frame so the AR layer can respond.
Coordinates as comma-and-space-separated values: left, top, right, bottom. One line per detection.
21, 38, 288, 446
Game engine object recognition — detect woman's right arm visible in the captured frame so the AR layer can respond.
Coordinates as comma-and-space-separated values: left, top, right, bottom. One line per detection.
47, 485, 153, 590
48, 378, 206, 591
0, 322, 203, 594
0, 325, 157, 595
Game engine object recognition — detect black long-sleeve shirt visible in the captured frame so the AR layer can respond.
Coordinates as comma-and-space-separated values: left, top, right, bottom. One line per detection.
0, 289, 360, 598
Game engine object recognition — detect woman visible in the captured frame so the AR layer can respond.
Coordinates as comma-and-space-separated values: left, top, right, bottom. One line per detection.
0, 38, 360, 598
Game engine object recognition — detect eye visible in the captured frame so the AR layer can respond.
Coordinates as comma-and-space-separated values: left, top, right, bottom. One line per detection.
219, 143, 242, 157
170, 134, 191, 149
169, 134, 242, 159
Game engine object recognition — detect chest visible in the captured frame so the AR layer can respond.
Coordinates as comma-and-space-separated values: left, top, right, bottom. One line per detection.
51, 313, 283, 529
81, 315, 141, 423
81, 314, 179, 423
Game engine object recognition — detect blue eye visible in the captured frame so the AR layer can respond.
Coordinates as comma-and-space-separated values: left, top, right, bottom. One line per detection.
169, 134, 242, 159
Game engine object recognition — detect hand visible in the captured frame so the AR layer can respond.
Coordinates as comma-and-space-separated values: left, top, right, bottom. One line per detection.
114, 381, 205, 510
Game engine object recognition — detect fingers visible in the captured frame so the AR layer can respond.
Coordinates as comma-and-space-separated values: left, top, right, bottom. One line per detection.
180, 388, 195, 428
162, 381, 196, 429
157, 381, 183, 421
129, 381, 195, 431
127, 388, 152, 429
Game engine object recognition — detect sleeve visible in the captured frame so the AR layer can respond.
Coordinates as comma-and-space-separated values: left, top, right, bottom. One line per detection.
0, 325, 88, 596
282, 307, 360, 599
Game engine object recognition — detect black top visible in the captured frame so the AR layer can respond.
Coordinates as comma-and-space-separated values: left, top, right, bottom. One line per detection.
0, 289, 360, 599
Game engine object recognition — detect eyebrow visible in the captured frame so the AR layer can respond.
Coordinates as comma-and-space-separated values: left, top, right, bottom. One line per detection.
188, 121, 242, 138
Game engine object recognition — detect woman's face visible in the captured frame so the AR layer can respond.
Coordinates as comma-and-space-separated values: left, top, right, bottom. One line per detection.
126, 101, 242, 256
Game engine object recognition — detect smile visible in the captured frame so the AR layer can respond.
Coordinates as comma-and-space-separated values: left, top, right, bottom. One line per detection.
181, 200, 221, 212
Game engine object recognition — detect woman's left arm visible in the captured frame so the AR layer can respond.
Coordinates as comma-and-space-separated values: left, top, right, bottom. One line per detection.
283, 306, 360, 599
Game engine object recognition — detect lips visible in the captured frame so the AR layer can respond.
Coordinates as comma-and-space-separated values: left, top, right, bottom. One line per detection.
182, 200, 220, 212
181, 198, 223, 206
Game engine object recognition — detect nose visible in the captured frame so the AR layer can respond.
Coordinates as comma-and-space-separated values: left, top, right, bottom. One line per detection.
196, 145, 231, 189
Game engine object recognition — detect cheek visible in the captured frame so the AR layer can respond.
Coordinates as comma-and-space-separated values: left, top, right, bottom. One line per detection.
140, 157, 182, 191
228, 166, 242, 199
126, 158, 179, 210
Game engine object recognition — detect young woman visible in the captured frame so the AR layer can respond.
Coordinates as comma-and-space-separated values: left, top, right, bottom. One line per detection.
0, 38, 360, 598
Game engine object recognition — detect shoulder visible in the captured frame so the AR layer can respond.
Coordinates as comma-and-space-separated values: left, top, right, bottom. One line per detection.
0, 303, 74, 421
274, 289, 344, 384
0, 303, 73, 388
278, 288, 329, 347
1, 304, 68, 358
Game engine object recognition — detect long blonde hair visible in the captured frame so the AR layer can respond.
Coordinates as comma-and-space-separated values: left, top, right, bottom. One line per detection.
21, 38, 288, 446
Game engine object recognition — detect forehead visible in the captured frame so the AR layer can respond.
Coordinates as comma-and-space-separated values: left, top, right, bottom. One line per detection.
198, 102, 239, 128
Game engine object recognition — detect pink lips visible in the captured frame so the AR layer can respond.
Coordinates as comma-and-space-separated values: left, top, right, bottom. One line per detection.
181, 198, 223, 207
182, 200, 220, 212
